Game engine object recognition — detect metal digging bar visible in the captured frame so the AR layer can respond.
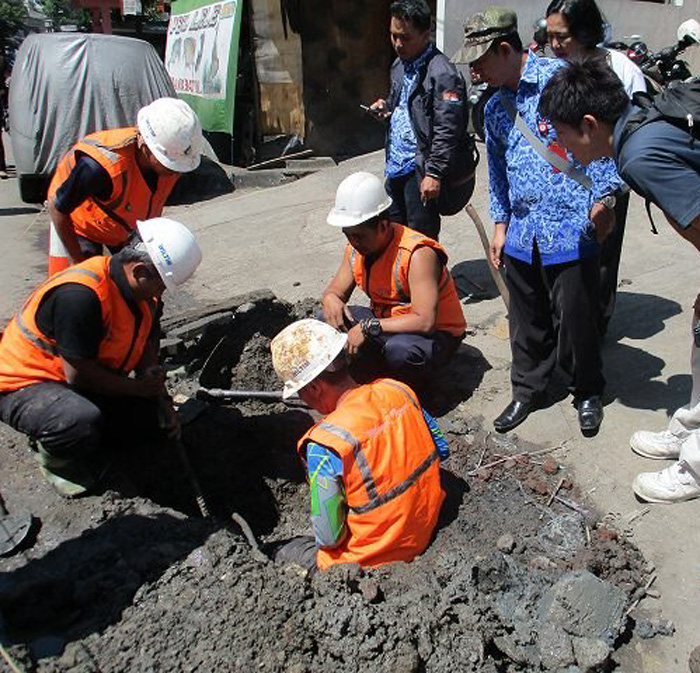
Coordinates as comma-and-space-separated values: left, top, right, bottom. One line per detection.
196, 388, 306, 405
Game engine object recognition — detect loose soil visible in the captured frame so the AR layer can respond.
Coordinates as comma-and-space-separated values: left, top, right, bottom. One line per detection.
0, 293, 667, 672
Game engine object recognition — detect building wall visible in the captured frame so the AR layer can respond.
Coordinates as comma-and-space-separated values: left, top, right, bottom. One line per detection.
442, 0, 700, 75
299, 0, 392, 158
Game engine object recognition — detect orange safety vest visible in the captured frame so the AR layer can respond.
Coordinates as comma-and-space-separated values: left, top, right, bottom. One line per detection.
297, 378, 445, 570
0, 257, 155, 392
346, 224, 466, 337
47, 127, 180, 248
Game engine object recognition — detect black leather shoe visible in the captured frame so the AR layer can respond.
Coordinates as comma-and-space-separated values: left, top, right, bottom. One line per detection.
494, 400, 532, 433
578, 396, 604, 434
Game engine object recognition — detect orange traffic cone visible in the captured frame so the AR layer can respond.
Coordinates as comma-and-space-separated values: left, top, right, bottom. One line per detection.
48, 223, 71, 276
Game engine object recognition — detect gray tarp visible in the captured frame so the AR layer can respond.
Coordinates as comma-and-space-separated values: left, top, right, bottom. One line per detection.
9, 33, 177, 176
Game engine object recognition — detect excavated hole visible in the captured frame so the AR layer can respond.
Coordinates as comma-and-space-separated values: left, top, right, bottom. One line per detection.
1, 291, 663, 672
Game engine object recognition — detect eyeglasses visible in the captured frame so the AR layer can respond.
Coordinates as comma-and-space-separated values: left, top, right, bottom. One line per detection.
547, 31, 571, 44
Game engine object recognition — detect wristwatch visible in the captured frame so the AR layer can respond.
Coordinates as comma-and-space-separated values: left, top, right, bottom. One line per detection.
361, 318, 382, 338
599, 194, 617, 210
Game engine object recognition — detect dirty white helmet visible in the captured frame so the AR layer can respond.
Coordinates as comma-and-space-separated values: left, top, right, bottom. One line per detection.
327, 171, 392, 228
137, 217, 202, 291
137, 98, 203, 173
271, 319, 348, 399
678, 18, 700, 44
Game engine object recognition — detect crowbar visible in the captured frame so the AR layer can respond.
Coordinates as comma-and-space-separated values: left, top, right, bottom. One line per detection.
465, 203, 510, 311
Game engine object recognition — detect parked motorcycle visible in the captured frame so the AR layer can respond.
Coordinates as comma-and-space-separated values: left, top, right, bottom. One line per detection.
626, 19, 700, 91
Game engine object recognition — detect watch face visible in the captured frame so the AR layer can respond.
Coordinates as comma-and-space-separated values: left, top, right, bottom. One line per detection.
369, 319, 382, 337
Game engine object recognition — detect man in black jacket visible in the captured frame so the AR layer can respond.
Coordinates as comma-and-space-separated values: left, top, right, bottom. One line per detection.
370, 0, 470, 240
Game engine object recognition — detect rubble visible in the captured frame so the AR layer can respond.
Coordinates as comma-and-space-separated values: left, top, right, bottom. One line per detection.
0, 291, 673, 672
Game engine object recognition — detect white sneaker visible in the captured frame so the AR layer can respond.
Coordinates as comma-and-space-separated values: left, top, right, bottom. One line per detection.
632, 462, 700, 503
630, 430, 681, 460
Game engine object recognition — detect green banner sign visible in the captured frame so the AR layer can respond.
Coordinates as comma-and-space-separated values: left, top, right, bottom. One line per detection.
166, 0, 242, 133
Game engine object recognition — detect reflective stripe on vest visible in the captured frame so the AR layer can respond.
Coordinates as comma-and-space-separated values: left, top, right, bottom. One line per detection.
14, 264, 103, 355
82, 137, 121, 164
393, 250, 409, 304
318, 380, 437, 515
299, 378, 445, 569
0, 257, 154, 392
317, 421, 379, 501
47, 128, 179, 248
348, 224, 466, 335
352, 449, 440, 515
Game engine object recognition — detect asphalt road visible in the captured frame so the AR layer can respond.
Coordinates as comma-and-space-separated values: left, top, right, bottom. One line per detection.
1, 138, 698, 671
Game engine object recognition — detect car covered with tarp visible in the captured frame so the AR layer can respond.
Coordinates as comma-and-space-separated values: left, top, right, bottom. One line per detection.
10, 32, 228, 204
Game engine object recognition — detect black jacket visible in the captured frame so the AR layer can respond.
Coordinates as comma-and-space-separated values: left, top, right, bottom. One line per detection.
386, 45, 469, 181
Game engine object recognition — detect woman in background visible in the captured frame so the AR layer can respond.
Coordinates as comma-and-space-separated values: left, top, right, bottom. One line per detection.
546, 0, 645, 335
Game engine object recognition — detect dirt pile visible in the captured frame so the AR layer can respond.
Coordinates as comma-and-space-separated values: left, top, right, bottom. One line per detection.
0, 292, 670, 672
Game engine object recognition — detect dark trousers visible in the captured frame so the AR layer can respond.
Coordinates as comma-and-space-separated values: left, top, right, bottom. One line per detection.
385, 170, 441, 240
0, 382, 159, 460
598, 193, 630, 333
347, 306, 461, 389
505, 248, 604, 404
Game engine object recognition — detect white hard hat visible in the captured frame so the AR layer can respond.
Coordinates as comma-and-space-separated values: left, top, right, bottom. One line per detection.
137, 217, 202, 291
137, 98, 203, 173
327, 171, 392, 228
678, 19, 700, 44
271, 319, 348, 399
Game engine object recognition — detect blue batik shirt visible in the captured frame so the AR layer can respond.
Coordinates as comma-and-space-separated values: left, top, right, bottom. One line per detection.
485, 51, 624, 266
386, 44, 435, 179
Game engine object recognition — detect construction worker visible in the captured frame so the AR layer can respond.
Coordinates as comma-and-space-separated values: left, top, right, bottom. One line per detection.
0, 218, 202, 497
321, 171, 466, 390
270, 319, 446, 571
46, 97, 203, 276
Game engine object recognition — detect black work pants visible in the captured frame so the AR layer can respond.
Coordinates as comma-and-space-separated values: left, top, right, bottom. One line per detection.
346, 306, 462, 390
385, 170, 441, 240
598, 193, 630, 333
505, 248, 604, 404
0, 381, 159, 460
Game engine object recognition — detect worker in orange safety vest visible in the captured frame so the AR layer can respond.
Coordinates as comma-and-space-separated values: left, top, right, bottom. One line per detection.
46, 97, 203, 276
269, 319, 446, 572
0, 218, 202, 497
321, 171, 466, 391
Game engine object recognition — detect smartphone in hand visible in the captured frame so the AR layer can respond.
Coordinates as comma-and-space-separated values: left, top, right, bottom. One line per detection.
360, 103, 388, 120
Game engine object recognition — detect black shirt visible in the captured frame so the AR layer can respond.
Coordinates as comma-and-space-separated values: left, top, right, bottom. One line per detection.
53, 154, 113, 215
34, 258, 154, 361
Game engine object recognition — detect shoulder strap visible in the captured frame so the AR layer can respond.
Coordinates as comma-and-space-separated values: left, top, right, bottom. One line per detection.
500, 95, 592, 191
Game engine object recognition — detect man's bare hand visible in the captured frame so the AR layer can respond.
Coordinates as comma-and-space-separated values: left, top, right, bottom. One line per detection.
322, 292, 353, 331
420, 175, 441, 203
346, 324, 366, 358
490, 224, 507, 270
590, 202, 615, 244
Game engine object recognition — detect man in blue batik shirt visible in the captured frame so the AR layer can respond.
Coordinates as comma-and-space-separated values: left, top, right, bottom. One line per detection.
453, 8, 623, 435
370, 0, 469, 240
